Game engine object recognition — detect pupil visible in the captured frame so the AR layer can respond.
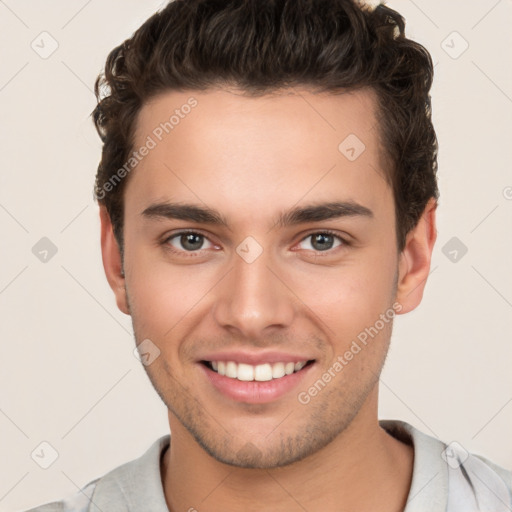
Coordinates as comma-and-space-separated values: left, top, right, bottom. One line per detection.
313, 233, 333, 251
182, 233, 203, 250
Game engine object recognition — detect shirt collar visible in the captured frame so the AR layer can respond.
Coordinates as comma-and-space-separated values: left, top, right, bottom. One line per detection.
90, 421, 449, 512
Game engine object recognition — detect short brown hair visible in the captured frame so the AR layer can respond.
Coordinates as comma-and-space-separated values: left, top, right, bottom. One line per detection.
92, 0, 438, 254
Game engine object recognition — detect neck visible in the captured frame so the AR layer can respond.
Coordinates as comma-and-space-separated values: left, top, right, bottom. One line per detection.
161, 391, 414, 512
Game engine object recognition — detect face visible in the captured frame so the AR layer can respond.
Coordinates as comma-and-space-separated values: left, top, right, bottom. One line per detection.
106, 87, 420, 468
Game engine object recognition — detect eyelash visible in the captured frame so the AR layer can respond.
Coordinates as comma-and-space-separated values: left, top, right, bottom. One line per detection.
161, 229, 350, 257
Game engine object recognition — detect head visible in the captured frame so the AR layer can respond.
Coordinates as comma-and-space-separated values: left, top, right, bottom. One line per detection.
94, 0, 438, 469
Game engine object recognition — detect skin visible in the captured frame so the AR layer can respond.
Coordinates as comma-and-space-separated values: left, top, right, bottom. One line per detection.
100, 87, 437, 511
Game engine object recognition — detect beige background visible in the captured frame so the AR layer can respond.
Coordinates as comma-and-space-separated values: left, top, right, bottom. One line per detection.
1, 0, 511, 510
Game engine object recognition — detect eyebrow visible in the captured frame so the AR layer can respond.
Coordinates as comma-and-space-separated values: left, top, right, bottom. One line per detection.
141, 200, 373, 229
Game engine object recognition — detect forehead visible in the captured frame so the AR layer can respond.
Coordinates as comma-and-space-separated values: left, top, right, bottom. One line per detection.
126, 87, 391, 228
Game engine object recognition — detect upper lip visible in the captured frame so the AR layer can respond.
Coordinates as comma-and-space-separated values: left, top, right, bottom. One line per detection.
198, 350, 315, 365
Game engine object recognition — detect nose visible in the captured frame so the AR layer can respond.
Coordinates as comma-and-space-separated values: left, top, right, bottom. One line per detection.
211, 245, 296, 342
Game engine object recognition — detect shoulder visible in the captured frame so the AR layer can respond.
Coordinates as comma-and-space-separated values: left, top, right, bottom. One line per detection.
463, 451, 512, 508
21, 435, 170, 512
21, 481, 98, 512
473, 452, 512, 489
381, 419, 512, 512
443, 442, 512, 511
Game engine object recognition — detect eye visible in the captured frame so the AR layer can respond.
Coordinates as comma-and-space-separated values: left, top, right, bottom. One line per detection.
296, 231, 347, 252
164, 231, 216, 253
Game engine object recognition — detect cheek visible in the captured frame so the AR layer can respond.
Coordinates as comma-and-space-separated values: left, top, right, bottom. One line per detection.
292, 251, 397, 341
126, 249, 216, 338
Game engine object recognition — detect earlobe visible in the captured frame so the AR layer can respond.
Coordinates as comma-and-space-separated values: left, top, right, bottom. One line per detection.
99, 206, 130, 315
395, 198, 438, 314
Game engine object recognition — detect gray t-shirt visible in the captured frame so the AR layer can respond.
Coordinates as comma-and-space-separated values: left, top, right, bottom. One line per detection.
23, 420, 512, 512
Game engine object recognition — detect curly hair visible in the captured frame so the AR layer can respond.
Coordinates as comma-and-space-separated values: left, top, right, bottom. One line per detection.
92, 0, 438, 254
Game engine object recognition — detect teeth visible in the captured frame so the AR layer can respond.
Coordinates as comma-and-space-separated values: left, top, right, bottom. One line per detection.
226, 361, 237, 378
208, 360, 309, 381
254, 363, 272, 381
237, 363, 254, 381
272, 362, 285, 378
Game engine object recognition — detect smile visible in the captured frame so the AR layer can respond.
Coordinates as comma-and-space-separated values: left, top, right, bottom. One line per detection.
204, 360, 312, 382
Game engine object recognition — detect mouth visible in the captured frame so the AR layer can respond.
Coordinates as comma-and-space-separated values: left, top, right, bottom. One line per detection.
201, 360, 315, 382
198, 358, 316, 404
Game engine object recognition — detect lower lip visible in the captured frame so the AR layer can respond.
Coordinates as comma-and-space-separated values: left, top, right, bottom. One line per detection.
199, 363, 315, 404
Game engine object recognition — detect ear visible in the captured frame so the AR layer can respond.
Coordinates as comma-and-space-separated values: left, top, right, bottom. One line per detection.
395, 197, 438, 314
99, 206, 130, 315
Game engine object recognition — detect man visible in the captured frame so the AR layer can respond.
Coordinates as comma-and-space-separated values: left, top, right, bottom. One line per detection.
26, 0, 511, 510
